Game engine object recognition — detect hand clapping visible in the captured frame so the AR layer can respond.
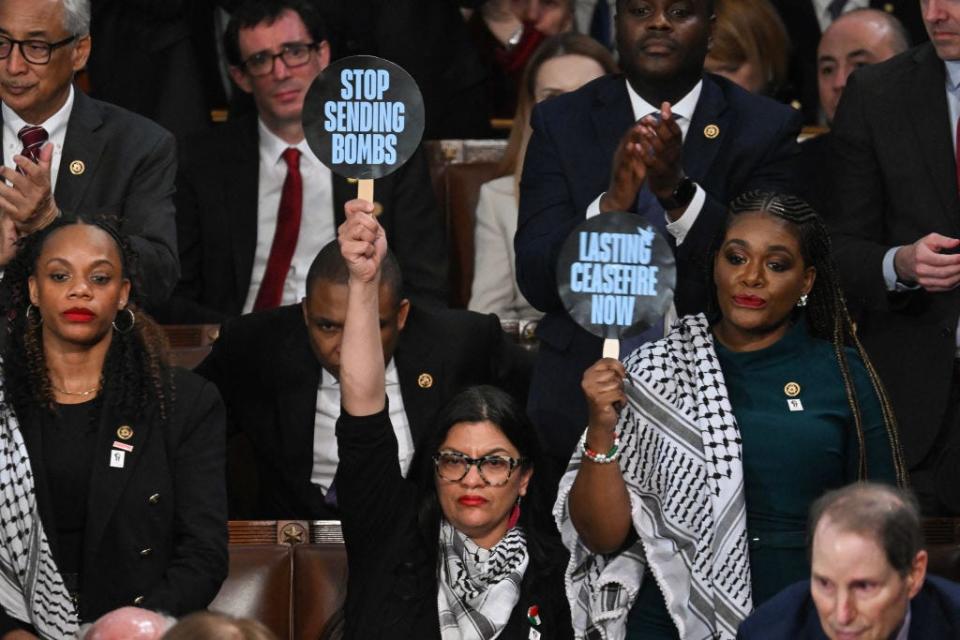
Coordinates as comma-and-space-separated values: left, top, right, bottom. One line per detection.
0, 142, 58, 235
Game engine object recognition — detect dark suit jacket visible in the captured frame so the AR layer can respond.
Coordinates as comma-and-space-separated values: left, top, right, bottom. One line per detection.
798, 131, 832, 218
160, 114, 448, 323
736, 576, 960, 639
0, 369, 227, 627
195, 303, 533, 519
515, 72, 802, 462
0, 90, 179, 305
828, 43, 960, 471
770, 0, 926, 124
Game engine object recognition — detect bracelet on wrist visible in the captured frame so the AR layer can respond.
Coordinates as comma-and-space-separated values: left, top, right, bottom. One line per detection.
580, 429, 621, 464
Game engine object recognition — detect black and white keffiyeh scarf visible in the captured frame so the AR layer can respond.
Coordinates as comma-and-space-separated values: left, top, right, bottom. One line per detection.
0, 368, 79, 638
437, 519, 529, 640
555, 314, 752, 640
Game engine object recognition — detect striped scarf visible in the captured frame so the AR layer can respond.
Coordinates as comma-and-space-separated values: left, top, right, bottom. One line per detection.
437, 520, 528, 639
555, 314, 752, 639
0, 364, 79, 638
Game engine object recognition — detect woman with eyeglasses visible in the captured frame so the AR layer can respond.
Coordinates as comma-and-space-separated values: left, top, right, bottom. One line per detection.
333, 199, 571, 640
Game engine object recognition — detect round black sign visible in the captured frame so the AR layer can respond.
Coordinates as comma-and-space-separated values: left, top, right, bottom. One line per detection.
303, 55, 425, 180
557, 212, 677, 340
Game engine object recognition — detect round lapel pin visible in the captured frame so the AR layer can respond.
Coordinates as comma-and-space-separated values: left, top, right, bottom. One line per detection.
784, 382, 801, 397
69, 160, 85, 175
703, 124, 720, 139
117, 425, 134, 440
417, 373, 433, 389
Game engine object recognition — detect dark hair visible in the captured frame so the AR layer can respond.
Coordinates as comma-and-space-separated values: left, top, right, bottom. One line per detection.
499, 32, 618, 179
224, 0, 328, 67
2, 217, 171, 422
161, 611, 278, 640
411, 386, 565, 583
707, 192, 907, 484
305, 240, 404, 307
617, 0, 715, 15
807, 482, 923, 577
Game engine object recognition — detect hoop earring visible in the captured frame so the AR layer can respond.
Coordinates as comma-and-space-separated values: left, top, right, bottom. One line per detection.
796, 294, 808, 308
112, 307, 136, 334
25, 303, 42, 325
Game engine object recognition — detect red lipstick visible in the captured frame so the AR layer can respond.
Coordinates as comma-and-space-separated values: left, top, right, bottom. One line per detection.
63, 307, 96, 322
733, 294, 765, 308
458, 496, 488, 507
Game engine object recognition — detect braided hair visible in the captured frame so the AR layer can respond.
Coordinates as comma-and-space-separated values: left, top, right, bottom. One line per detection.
2, 217, 171, 424
706, 191, 907, 486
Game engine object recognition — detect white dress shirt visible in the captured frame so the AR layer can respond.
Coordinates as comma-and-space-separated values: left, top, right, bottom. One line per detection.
243, 119, 335, 312
310, 359, 415, 492
2, 84, 73, 189
585, 78, 707, 247
811, 0, 870, 32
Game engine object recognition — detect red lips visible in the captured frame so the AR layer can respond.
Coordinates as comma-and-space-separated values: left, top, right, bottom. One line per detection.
458, 496, 488, 507
732, 294, 766, 308
63, 307, 96, 322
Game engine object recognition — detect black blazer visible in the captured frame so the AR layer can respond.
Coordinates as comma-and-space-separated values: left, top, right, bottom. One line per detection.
195, 303, 533, 519
828, 43, 960, 470
769, 0, 926, 124
0, 368, 227, 625
737, 576, 960, 639
335, 409, 571, 640
160, 114, 448, 323
515, 72, 802, 462
0, 90, 180, 305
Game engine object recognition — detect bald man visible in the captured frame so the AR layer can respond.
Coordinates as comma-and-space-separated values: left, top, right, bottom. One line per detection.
818, 8, 910, 122
83, 608, 174, 640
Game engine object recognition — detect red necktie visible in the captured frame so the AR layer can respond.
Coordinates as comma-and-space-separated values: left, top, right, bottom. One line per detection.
253, 147, 302, 311
17, 125, 48, 175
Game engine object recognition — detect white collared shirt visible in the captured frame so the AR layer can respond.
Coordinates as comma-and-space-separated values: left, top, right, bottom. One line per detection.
811, 0, 870, 32
310, 359, 415, 492
2, 84, 73, 188
243, 119, 335, 312
585, 78, 707, 246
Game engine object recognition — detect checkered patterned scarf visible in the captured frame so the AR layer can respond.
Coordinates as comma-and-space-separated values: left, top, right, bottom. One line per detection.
437, 519, 529, 640
555, 314, 752, 639
0, 367, 79, 638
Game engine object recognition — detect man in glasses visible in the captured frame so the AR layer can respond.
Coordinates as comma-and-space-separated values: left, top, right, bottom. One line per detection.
0, 0, 178, 303
197, 237, 533, 519
160, 0, 448, 324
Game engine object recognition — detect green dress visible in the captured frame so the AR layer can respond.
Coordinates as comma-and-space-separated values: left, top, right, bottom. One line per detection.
626, 319, 898, 639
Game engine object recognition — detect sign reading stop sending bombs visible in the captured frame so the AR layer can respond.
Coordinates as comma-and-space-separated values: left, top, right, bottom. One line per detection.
304, 56, 425, 180
557, 212, 676, 341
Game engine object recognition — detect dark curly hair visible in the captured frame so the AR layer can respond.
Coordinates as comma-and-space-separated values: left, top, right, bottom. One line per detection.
2, 217, 171, 423
706, 191, 907, 485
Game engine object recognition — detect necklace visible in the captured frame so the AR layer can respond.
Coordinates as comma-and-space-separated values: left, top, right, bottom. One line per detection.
50, 383, 101, 397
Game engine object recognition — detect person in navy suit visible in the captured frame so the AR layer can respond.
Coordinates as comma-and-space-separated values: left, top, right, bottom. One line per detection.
514, 0, 802, 464
737, 482, 960, 639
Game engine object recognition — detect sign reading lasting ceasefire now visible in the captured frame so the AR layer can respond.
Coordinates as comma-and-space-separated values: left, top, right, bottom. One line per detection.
304, 55, 425, 180
557, 212, 676, 341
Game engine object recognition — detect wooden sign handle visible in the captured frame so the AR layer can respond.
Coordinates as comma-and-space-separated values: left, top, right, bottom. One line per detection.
602, 338, 619, 359
358, 179, 374, 203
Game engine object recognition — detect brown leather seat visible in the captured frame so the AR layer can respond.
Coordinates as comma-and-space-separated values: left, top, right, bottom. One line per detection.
445, 161, 502, 308
292, 543, 349, 640
209, 544, 292, 640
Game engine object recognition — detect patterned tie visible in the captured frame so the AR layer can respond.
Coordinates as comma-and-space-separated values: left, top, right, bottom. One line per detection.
16, 125, 48, 175
253, 147, 303, 311
827, 0, 848, 21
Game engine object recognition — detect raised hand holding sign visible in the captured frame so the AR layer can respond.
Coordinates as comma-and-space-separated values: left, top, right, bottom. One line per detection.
557, 212, 677, 359
303, 55, 425, 202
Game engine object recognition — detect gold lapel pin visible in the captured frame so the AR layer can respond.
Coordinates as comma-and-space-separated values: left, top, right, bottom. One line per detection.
417, 373, 433, 389
69, 160, 85, 175
703, 124, 720, 139
117, 425, 134, 440
784, 382, 801, 398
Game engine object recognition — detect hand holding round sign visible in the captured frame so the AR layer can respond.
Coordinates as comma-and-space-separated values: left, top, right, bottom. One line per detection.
303, 55, 425, 202
557, 212, 677, 359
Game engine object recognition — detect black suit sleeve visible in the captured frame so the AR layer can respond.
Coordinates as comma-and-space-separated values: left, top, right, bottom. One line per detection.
141, 378, 228, 613
117, 129, 181, 306
828, 71, 905, 312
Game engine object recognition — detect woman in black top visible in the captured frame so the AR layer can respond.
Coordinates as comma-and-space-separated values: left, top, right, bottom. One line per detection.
334, 199, 571, 640
0, 218, 227, 638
